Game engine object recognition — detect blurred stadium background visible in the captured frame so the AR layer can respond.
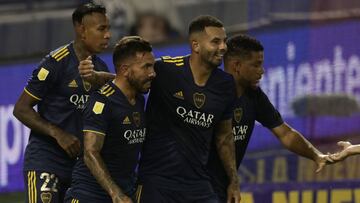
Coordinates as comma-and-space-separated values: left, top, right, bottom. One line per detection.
1, 0, 360, 202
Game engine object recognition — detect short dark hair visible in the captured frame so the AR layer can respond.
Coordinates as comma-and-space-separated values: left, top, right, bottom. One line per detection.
113, 36, 152, 69
72, 2, 106, 25
188, 15, 224, 35
225, 34, 264, 60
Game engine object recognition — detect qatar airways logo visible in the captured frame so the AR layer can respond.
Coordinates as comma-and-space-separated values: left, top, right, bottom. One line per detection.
176, 106, 214, 128
124, 128, 146, 144
233, 125, 248, 141
69, 94, 90, 109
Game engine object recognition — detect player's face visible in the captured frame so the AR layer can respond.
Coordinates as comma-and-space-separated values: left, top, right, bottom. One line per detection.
238, 51, 264, 89
81, 12, 111, 54
198, 26, 227, 67
127, 52, 156, 94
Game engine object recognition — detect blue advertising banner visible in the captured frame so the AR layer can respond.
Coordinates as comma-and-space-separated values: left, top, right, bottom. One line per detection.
238, 148, 360, 203
1, 20, 360, 193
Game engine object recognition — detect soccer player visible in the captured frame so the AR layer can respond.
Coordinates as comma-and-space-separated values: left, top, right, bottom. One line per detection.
13, 3, 113, 203
65, 36, 156, 203
136, 15, 241, 203
330, 141, 360, 161
206, 34, 334, 203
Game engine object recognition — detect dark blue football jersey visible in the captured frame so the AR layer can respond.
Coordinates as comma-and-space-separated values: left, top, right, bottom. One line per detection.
207, 87, 284, 201
23, 42, 109, 180
70, 82, 146, 200
138, 55, 236, 189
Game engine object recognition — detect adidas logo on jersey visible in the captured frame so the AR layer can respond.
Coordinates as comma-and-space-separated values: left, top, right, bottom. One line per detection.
123, 116, 131, 124
173, 91, 184, 100
68, 80, 78, 88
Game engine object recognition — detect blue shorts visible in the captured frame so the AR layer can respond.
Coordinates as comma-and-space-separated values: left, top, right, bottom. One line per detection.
136, 179, 219, 203
24, 170, 70, 203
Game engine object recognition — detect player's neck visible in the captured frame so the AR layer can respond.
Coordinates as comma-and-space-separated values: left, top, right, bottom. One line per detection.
73, 40, 93, 61
189, 55, 214, 86
113, 77, 137, 105
236, 84, 245, 97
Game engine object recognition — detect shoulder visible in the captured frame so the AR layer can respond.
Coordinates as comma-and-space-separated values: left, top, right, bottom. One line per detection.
38, 44, 72, 70
155, 55, 188, 72
48, 43, 72, 63
213, 68, 236, 90
93, 55, 109, 71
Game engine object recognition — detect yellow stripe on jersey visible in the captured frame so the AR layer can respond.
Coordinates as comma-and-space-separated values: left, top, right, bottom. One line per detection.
136, 185, 143, 203
55, 51, 70, 62
27, 171, 37, 203
51, 46, 67, 58
175, 62, 184, 66
71, 199, 80, 203
83, 129, 106, 136
163, 59, 184, 63
53, 48, 68, 59
101, 86, 114, 96
24, 88, 42, 100
105, 89, 115, 97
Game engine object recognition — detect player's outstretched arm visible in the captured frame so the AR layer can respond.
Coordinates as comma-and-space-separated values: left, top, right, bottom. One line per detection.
271, 122, 334, 172
13, 91, 81, 158
214, 119, 241, 203
78, 56, 115, 88
83, 131, 132, 203
330, 141, 360, 161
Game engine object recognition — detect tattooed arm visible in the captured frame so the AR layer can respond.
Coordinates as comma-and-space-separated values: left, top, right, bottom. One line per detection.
214, 119, 241, 203
84, 131, 132, 203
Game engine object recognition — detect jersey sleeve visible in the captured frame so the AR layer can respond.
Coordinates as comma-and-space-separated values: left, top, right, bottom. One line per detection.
24, 56, 60, 100
255, 88, 284, 129
83, 93, 109, 136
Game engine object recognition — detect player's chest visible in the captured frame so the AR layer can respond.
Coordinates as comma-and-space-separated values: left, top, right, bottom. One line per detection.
108, 108, 146, 145
163, 79, 229, 126
232, 99, 256, 142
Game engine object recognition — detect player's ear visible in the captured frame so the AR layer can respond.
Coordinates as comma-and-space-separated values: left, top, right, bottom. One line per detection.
191, 40, 200, 53
234, 60, 242, 75
121, 64, 130, 76
75, 22, 86, 40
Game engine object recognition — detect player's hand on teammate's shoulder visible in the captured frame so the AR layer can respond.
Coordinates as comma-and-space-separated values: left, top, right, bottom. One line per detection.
53, 128, 81, 158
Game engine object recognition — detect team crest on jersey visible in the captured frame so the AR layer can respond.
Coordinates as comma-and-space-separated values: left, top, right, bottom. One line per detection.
93, 101, 104, 114
234, 108, 243, 123
133, 112, 141, 127
193, 92, 206, 109
82, 79, 92, 92
37, 67, 49, 81
40, 192, 52, 203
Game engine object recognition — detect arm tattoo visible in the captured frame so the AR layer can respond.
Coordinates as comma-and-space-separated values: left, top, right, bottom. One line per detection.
84, 132, 124, 197
215, 119, 239, 184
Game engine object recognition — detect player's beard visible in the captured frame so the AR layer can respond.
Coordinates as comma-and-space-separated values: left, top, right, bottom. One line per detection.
128, 75, 151, 94
201, 50, 223, 68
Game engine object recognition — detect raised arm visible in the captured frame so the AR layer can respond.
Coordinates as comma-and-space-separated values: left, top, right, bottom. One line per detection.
13, 91, 80, 158
271, 122, 333, 172
214, 119, 241, 203
83, 131, 132, 203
